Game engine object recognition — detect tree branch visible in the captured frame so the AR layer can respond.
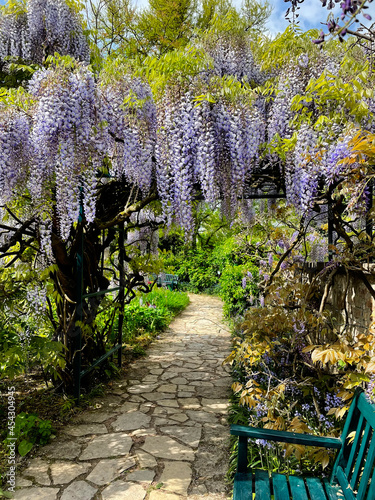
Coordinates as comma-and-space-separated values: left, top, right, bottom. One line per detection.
96, 190, 159, 229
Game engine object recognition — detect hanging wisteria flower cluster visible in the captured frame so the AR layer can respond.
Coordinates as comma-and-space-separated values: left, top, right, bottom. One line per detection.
98, 74, 157, 193
0, 62, 158, 246
203, 33, 264, 85
0, 0, 89, 64
155, 80, 266, 233
26, 284, 47, 315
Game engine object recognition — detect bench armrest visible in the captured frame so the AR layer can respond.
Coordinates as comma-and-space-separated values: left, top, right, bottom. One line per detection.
231, 424, 342, 449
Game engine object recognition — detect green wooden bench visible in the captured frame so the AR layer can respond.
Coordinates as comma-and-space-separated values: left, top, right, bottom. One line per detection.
230, 389, 375, 499
148, 273, 179, 291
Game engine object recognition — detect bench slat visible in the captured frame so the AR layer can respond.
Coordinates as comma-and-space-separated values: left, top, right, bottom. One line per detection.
356, 431, 375, 500
366, 466, 375, 499
336, 466, 357, 500
349, 421, 372, 491
345, 414, 364, 478
323, 478, 344, 500
289, 476, 309, 500
305, 476, 328, 500
357, 392, 375, 429
233, 472, 252, 500
272, 473, 290, 500
255, 469, 271, 499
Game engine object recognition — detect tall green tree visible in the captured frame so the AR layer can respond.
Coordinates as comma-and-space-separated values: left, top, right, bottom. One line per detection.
136, 0, 198, 56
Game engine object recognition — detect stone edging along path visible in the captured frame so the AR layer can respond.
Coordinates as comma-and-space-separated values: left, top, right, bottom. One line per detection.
14, 294, 233, 500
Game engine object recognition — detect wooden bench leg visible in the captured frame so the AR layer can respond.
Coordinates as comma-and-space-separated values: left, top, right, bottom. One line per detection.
238, 436, 248, 473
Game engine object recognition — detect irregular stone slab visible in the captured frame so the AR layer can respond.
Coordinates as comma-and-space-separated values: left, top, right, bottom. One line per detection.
118, 402, 139, 413
15, 478, 33, 487
14, 487, 59, 500
179, 397, 200, 409
101, 481, 146, 500
158, 399, 179, 408
154, 417, 178, 427
160, 425, 202, 448
150, 368, 163, 375
178, 392, 195, 398
73, 411, 114, 423
50, 462, 91, 484
201, 399, 230, 413
170, 377, 188, 385
159, 461, 192, 495
129, 395, 145, 403
169, 413, 189, 423
112, 411, 151, 431
64, 423, 108, 436
194, 386, 227, 399
143, 392, 173, 401
60, 481, 97, 500
43, 440, 81, 460
79, 433, 132, 460
139, 403, 154, 413
184, 371, 212, 381
143, 375, 159, 382
156, 384, 177, 393
131, 428, 155, 437
86, 456, 136, 485
141, 436, 194, 461
153, 407, 168, 416
148, 490, 181, 500
128, 383, 159, 394
186, 410, 218, 424
136, 450, 157, 468
126, 469, 155, 483
213, 377, 233, 386
23, 458, 50, 485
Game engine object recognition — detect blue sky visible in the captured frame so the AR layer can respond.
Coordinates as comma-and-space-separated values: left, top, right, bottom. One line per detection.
0, 0, 373, 36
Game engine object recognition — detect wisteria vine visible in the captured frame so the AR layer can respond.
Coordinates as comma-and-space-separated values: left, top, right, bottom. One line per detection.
0, 0, 373, 257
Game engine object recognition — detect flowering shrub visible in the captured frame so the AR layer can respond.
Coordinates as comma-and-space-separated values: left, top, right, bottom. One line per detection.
226, 210, 375, 472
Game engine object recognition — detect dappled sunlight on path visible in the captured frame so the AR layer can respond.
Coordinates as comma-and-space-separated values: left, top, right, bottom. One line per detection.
14, 294, 232, 499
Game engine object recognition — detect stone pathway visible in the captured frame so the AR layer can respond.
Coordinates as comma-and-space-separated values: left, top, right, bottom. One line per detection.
14, 294, 233, 500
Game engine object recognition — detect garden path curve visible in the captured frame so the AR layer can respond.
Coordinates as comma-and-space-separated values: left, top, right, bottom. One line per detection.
14, 294, 233, 500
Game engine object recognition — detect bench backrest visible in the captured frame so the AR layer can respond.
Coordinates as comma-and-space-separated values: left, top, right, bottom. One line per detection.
331, 390, 375, 499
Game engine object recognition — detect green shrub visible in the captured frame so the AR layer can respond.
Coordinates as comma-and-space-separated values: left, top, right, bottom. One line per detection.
220, 263, 259, 317
95, 287, 189, 344
122, 302, 170, 338
0, 325, 66, 381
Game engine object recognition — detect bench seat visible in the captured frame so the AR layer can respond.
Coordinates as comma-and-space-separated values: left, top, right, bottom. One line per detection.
234, 470, 344, 499
230, 389, 375, 500
148, 273, 179, 290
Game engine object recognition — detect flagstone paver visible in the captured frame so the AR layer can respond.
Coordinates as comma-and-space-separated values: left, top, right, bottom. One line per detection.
14, 294, 232, 499
85, 457, 136, 485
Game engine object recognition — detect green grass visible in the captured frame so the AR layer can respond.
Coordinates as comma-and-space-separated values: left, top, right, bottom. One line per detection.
140, 286, 190, 315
